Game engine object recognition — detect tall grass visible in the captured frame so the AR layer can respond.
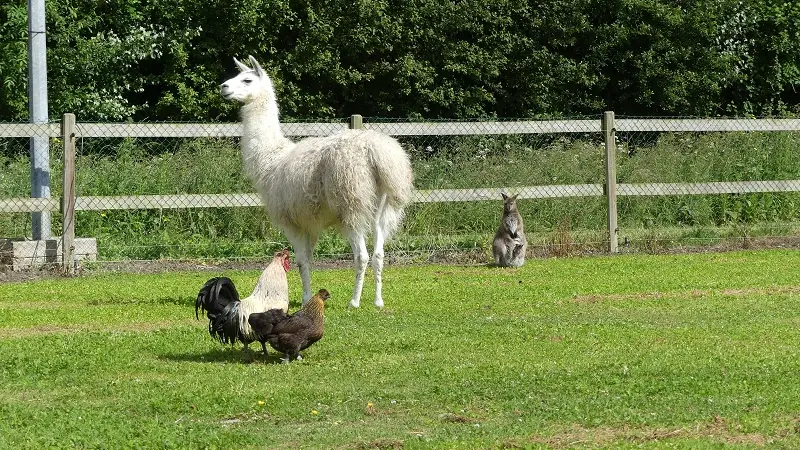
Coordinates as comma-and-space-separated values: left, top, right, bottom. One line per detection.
2, 130, 800, 261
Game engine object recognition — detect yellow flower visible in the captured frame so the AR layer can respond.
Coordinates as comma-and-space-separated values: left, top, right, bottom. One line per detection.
312, 410, 319, 415
257, 401, 265, 406
367, 402, 374, 408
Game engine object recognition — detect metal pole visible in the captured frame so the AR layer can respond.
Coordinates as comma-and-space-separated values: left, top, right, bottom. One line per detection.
602, 111, 618, 253
28, 0, 51, 240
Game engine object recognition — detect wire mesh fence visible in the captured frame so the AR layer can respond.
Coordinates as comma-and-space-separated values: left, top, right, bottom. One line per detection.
614, 117, 800, 253
2, 115, 800, 271
365, 117, 611, 260
0, 122, 65, 269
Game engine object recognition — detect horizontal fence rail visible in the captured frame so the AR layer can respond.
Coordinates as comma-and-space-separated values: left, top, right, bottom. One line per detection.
0, 197, 60, 213
616, 118, 800, 132
65, 120, 603, 138
365, 120, 602, 135
618, 180, 800, 196
0, 123, 61, 138
7, 181, 800, 213
71, 122, 348, 138
4, 117, 793, 139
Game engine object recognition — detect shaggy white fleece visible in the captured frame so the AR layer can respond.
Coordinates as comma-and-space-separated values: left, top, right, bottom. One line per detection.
221, 56, 414, 308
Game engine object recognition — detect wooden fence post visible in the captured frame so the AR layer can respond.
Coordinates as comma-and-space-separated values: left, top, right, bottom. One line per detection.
349, 114, 363, 130
602, 111, 619, 253
61, 113, 76, 274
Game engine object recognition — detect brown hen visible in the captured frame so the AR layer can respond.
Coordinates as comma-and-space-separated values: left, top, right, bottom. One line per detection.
248, 289, 329, 362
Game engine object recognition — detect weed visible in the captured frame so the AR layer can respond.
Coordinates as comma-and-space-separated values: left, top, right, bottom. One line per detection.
547, 217, 574, 257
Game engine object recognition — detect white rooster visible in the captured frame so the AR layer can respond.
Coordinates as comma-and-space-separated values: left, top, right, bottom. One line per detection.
195, 249, 291, 355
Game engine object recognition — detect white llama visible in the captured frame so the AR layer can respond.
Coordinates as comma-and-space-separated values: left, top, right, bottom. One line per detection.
220, 56, 414, 308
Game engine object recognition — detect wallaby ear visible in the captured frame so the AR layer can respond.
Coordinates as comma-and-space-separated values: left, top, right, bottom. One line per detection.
248, 55, 265, 77
509, 194, 519, 202
501, 192, 509, 201
233, 57, 250, 73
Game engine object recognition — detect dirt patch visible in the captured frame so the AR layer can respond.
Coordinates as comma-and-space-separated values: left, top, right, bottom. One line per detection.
0, 264, 64, 283
529, 415, 788, 448
439, 412, 481, 424
1, 236, 799, 284
352, 439, 404, 450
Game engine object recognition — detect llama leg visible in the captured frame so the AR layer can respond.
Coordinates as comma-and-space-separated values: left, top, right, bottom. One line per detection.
348, 232, 369, 308
303, 234, 320, 303
286, 230, 315, 303
298, 235, 317, 304
372, 220, 387, 308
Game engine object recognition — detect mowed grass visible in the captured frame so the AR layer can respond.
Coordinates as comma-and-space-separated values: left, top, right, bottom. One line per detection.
1, 250, 799, 449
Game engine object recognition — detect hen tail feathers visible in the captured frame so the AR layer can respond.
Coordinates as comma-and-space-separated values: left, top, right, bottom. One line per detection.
247, 309, 288, 339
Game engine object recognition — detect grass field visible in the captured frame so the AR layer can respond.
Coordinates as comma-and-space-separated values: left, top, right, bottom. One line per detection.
1, 250, 799, 448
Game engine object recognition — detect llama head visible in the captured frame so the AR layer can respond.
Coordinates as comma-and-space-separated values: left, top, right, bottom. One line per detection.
220, 55, 275, 105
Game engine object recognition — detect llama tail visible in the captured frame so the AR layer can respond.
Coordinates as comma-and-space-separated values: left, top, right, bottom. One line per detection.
376, 193, 404, 238
369, 136, 414, 237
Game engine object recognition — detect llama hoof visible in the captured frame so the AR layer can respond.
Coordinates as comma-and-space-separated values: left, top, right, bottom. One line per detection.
348, 298, 361, 309
374, 298, 384, 308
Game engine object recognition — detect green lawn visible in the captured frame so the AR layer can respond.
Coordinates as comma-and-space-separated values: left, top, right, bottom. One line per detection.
1, 250, 799, 449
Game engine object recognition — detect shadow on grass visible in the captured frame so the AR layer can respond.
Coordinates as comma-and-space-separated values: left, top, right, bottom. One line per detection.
87, 296, 196, 308
158, 347, 287, 365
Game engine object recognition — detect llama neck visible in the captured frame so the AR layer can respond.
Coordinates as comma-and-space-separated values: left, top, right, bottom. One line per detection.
239, 94, 289, 165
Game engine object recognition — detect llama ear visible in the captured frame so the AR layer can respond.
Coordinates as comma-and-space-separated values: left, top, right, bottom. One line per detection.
248, 55, 265, 77
233, 57, 250, 73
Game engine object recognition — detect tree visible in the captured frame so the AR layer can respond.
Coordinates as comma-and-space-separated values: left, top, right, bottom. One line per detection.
0, 0, 798, 121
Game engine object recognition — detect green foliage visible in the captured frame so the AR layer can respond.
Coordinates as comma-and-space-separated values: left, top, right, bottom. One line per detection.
0, 2, 27, 118
1, 251, 799, 447
2, 0, 800, 120
717, 0, 800, 115
586, 0, 734, 115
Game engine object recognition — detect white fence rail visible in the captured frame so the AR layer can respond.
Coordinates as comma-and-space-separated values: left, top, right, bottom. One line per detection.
6, 117, 800, 138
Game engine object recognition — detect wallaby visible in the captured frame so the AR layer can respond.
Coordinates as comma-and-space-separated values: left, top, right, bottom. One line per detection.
492, 192, 527, 267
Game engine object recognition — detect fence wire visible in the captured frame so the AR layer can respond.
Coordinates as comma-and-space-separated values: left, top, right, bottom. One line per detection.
3, 116, 800, 270
0, 122, 66, 270
615, 117, 800, 253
